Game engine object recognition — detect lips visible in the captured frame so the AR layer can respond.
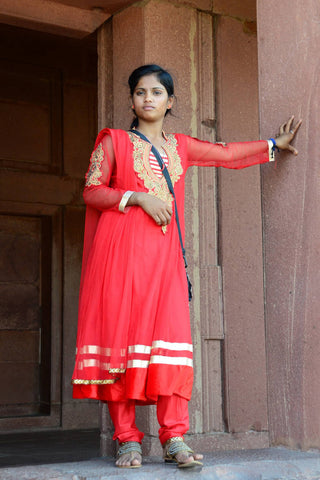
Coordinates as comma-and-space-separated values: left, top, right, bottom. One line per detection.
143, 106, 154, 110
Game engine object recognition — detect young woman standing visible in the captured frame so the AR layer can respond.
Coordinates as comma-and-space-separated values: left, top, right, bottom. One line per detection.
72, 65, 301, 468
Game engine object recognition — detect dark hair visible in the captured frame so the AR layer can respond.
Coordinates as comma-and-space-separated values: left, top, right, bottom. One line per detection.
128, 64, 174, 129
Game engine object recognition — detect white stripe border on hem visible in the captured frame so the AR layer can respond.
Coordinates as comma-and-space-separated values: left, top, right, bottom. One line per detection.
127, 356, 193, 369
152, 340, 193, 352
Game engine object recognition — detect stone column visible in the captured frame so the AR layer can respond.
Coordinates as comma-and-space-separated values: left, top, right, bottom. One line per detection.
98, 0, 272, 456
98, 0, 223, 456
257, 0, 320, 449
214, 2, 269, 436
97, 19, 116, 457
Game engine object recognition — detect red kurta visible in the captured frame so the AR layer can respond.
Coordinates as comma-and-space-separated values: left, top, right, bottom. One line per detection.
72, 129, 271, 404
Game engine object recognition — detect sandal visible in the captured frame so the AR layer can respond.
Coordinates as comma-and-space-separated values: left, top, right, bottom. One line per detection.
163, 437, 203, 469
116, 441, 142, 468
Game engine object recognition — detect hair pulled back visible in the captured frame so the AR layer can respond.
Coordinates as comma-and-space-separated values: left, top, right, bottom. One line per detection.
128, 64, 174, 129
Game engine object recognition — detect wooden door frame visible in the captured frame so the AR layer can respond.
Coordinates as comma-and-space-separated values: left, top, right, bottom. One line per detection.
0, 202, 62, 431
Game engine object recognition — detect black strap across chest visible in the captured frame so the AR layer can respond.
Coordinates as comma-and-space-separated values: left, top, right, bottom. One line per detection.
130, 130, 193, 301
130, 129, 187, 268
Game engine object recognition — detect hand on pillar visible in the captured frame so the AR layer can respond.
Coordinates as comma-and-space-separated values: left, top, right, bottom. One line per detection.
274, 116, 302, 155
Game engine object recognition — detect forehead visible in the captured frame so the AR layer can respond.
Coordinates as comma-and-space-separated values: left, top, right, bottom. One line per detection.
135, 74, 164, 90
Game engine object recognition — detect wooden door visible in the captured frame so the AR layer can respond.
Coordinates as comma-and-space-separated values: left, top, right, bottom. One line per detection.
0, 57, 62, 427
0, 24, 97, 431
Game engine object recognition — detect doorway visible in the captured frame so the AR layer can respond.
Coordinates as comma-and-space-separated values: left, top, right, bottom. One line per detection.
0, 23, 98, 431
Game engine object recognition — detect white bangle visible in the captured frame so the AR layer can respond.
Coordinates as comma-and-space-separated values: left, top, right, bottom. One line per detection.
119, 191, 134, 212
267, 139, 276, 162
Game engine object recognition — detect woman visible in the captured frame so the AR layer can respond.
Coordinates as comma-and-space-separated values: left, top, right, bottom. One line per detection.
72, 64, 301, 468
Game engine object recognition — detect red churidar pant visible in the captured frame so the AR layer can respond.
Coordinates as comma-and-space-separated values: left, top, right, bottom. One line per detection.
107, 394, 189, 445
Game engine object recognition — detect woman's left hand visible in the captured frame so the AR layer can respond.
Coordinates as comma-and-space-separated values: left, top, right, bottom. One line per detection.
274, 116, 302, 155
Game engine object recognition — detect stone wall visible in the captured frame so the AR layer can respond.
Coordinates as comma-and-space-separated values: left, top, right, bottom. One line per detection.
258, 0, 320, 450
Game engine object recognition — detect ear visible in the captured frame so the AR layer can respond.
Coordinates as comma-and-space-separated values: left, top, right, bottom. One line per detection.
167, 95, 174, 110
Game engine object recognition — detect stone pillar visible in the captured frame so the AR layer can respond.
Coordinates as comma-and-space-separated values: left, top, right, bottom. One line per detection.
98, 0, 271, 456
257, 0, 320, 449
98, 0, 224, 456
97, 19, 116, 457
214, 5, 269, 435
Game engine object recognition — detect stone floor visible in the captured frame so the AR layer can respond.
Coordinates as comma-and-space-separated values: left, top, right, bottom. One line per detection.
0, 430, 319, 480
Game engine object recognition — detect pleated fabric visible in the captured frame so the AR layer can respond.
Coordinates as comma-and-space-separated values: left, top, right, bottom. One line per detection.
72, 129, 270, 404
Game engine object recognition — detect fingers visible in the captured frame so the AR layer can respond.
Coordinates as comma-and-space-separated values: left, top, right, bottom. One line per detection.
154, 209, 172, 226
275, 116, 302, 155
285, 115, 294, 134
155, 204, 172, 226
139, 194, 173, 225
279, 116, 302, 137
279, 122, 286, 135
279, 116, 293, 135
287, 144, 298, 156
291, 118, 302, 136
151, 203, 172, 226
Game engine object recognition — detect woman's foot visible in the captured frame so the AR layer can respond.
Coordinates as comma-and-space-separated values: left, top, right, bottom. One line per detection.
116, 441, 142, 468
175, 450, 203, 466
163, 437, 203, 468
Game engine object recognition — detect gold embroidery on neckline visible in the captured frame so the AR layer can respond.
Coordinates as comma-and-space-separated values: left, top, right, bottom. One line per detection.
85, 143, 104, 187
128, 132, 183, 234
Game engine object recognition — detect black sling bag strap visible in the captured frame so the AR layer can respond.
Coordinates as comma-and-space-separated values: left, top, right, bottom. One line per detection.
130, 129, 193, 301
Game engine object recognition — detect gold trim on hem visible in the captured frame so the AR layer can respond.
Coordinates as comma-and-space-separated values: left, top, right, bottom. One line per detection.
72, 379, 118, 385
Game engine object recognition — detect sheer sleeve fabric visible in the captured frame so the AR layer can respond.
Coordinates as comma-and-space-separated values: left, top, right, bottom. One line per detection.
186, 135, 270, 169
83, 134, 126, 211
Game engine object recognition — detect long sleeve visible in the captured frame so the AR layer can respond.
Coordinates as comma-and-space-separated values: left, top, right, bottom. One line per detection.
186, 135, 272, 169
83, 134, 126, 211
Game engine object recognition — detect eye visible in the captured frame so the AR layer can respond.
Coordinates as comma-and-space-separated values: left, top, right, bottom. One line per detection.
154, 90, 163, 95
136, 90, 144, 96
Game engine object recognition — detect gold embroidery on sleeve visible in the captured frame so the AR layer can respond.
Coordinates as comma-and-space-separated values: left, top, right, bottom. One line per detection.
85, 143, 104, 187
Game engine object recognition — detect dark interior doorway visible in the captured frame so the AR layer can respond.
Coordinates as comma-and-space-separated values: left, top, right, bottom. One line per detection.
0, 23, 97, 431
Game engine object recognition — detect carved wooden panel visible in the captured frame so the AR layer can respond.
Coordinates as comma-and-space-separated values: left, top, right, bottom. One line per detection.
0, 60, 62, 174
0, 214, 51, 417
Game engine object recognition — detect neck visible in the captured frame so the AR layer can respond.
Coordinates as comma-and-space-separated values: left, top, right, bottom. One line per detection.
134, 119, 164, 142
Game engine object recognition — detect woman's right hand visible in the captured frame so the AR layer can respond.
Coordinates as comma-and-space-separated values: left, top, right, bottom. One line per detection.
128, 192, 173, 226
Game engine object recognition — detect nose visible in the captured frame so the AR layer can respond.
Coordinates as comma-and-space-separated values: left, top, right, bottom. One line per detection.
144, 91, 152, 102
